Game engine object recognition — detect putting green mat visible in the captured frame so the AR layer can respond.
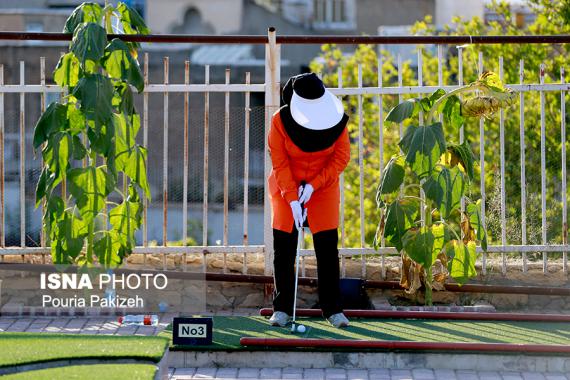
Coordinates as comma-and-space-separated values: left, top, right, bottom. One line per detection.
163, 316, 570, 351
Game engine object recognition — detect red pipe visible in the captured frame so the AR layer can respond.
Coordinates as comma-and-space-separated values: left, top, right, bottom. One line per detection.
1, 32, 570, 45
259, 308, 570, 322
239, 337, 570, 353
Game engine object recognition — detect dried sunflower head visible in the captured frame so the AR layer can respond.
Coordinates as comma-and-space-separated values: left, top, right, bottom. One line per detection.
460, 71, 516, 119
461, 96, 500, 118
461, 90, 515, 119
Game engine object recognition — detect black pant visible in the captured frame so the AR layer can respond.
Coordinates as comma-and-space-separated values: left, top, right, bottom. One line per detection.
272, 226, 342, 318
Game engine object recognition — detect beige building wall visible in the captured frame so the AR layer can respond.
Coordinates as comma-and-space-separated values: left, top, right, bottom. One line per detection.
146, 0, 244, 34
435, 0, 484, 25
0, 10, 68, 32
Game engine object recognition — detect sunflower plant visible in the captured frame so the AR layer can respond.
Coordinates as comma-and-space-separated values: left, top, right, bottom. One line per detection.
33, 2, 150, 268
375, 71, 515, 305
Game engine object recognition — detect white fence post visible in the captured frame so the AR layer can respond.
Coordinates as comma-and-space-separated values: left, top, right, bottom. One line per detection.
264, 27, 280, 275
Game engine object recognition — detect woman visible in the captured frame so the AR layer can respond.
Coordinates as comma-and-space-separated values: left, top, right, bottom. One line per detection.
267, 72, 351, 328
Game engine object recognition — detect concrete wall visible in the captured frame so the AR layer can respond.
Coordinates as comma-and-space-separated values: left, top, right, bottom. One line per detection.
356, 0, 435, 35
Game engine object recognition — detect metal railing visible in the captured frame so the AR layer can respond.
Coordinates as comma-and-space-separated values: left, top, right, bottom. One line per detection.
0, 30, 569, 278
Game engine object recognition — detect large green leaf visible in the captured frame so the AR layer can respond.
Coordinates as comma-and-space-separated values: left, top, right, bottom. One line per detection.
67, 103, 86, 135
88, 121, 115, 156
33, 102, 68, 149
63, 2, 103, 34
35, 168, 55, 208
71, 135, 87, 160
50, 210, 86, 264
466, 200, 488, 251
399, 124, 417, 154
384, 199, 418, 251
400, 122, 446, 179
378, 155, 405, 196
117, 3, 150, 35
71, 23, 107, 72
68, 166, 115, 223
53, 53, 81, 88
114, 113, 141, 173
110, 196, 142, 248
385, 98, 419, 123
402, 223, 446, 268
422, 166, 465, 219
124, 145, 151, 199
43, 195, 65, 235
442, 95, 464, 131
42, 132, 72, 185
420, 89, 446, 112
113, 81, 135, 116
447, 141, 476, 180
72, 74, 115, 129
102, 39, 144, 92
446, 240, 477, 285
94, 230, 123, 267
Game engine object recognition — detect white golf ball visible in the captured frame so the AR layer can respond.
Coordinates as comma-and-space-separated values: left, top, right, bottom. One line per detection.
297, 324, 306, 333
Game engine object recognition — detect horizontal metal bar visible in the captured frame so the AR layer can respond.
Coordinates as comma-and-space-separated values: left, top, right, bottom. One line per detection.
0, 83, 566, 95
0, 84, 265, 93
1, 31, 570, 45
0, 246, 265, 255
3, 244, 570, 256
328, 83, 570, 95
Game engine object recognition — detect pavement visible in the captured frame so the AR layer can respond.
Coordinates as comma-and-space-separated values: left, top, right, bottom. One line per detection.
168, 367, 570, 380
0, 315, 567, 380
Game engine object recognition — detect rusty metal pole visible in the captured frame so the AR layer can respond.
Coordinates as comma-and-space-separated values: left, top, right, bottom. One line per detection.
264, 27, 280, 276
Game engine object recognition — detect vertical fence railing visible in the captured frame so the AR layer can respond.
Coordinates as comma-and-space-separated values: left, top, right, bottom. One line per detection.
264, 28, 280, 275
562, 67, 568, 274
0, 64, 3, 252
539, 63, 547, 274
520, 59, 527, 273
182, 59, 190, 272
243, 71, 251, 274
0, 32, 568, 278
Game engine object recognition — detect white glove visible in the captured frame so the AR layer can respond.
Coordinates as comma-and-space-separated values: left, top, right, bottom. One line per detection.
298, 183, 314, 205
290, 200, 307, 230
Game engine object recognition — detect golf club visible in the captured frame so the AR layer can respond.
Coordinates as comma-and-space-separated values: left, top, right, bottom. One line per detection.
291, 181, 307, 334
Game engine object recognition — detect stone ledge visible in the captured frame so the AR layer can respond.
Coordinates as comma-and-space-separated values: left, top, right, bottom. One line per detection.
168, 350, 570, 372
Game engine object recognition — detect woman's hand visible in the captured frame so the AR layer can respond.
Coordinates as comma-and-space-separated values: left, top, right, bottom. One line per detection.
289, 200, 307, 230
298, 183, 314, 204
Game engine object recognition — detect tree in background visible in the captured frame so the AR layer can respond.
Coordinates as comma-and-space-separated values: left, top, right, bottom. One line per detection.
310, 0, 569, 263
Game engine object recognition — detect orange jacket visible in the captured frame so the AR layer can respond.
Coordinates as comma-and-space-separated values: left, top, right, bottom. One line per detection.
268, 110, 351, 233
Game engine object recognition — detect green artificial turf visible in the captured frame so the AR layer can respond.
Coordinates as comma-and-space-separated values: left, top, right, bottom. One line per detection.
0, 333, 169, 368
162, 316, 570, 351
1, 364, 157, 380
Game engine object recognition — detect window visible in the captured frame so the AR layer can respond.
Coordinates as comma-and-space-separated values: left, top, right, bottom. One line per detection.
312, 0, 355, 30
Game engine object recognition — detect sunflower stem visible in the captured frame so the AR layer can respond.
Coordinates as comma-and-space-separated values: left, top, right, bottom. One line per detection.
425, 84, 484, 125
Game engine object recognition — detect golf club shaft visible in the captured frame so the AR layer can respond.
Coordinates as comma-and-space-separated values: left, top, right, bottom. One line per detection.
292, 227, 303, 325
292, 181, 306, 328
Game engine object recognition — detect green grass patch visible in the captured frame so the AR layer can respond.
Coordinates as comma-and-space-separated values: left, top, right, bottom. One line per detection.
162, 316, 570, 351
0, 333, 168, 368
1, 364, 157, 380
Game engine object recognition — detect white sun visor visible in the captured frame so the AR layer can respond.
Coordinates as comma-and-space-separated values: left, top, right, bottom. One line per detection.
290, 89, 344, 130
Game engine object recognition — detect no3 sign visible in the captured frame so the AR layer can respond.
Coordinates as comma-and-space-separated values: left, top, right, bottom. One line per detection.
173, 317, 213, 345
